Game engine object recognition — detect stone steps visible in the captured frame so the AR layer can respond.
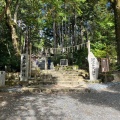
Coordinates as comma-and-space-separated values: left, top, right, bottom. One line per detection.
28, 79, 84, 85
27, 70, 86, 86
4, 69, 88, 87
20, 85, 88, 93
35, 76, 83, 82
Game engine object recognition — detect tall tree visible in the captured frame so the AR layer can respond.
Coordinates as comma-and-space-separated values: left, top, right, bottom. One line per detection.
5, 0, 20, 55
103, 0, 120, 63
110, 0, 120, 64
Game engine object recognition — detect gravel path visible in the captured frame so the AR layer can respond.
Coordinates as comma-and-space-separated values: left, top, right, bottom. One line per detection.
87, 82, 120, 91
0, 83, 120, 120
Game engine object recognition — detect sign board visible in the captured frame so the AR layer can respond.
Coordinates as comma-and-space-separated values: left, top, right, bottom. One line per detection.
60, 59, 68, 66
31, 56, 47, 70
88, 52, 99, 81
101, 58, 109, 72
38, 59, 46, 70
38, 57, 47, 70
20, 54, 29, 81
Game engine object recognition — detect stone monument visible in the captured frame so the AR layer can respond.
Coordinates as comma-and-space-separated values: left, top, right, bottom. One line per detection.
88, 52, 99, 81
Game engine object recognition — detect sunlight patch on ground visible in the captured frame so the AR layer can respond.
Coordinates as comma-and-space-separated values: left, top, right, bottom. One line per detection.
0, 101, 7, 107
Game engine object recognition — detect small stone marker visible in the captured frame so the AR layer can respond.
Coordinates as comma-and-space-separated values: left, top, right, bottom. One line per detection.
60, 59, 68, 66
50, 62, 54, 69
0, 71, 5, 86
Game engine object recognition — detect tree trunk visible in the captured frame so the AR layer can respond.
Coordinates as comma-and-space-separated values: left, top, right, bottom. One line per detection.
61, 20, 64, 47
112, 0, 120, 64
0, 0, 11, 21
5, 0, 20, 55
14, 0, 19, 24
53, 20, 57, 48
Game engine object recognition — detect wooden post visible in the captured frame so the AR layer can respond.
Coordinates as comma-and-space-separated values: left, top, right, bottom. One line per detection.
105, 72, 107, 83
101, 58, 109, 83
29, 43, 32, 78
87, 40, 90, 54
26, 30, 29, 81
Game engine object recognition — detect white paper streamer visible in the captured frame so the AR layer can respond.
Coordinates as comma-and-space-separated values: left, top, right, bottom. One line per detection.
39, 42, 88, 55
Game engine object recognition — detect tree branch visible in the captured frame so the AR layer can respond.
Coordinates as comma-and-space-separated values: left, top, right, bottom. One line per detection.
14, 0, 20, 23
0, 0, 11, 21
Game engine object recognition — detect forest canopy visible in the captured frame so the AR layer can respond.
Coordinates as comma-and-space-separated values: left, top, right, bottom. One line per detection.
0, 0, 119, 71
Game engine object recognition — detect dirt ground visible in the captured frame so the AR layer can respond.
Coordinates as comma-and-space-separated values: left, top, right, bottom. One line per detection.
0, 83, 120, 120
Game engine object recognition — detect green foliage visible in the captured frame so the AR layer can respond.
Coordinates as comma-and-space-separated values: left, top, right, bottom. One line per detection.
72, 48, 88, 69
91, 42, 106, 58
89, 1, 116, 61
0, 0, 5, 12
0, 0, 118, 72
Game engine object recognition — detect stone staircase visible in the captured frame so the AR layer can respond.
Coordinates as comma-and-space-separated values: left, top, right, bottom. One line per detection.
3, 69, 89, 93
28, 69, 88, 87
